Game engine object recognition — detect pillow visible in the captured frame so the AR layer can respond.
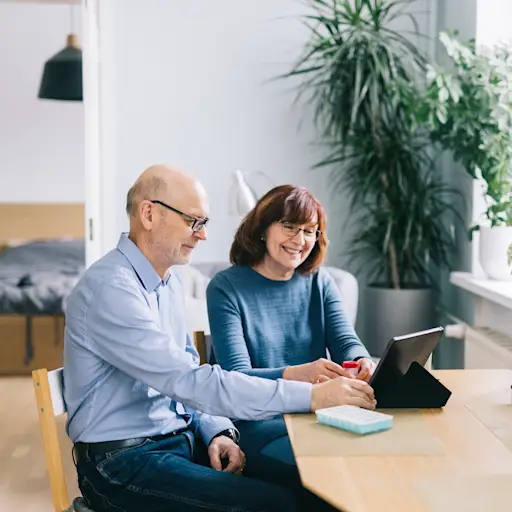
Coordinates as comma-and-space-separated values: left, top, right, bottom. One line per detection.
174, 265, 211, 300
2, 236, 81, 248
184, 296, 210, 336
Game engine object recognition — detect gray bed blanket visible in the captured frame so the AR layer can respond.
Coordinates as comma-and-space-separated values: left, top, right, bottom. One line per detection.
0, 239, 85, 315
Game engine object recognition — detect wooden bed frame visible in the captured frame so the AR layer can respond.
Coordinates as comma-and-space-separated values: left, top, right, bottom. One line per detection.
0, 203, 85, 375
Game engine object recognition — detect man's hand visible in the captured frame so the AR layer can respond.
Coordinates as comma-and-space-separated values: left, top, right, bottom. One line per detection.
310, 376, 376, 411
356, 358, 377, 382
208, 436, 246, 474
283, 358, 354, 383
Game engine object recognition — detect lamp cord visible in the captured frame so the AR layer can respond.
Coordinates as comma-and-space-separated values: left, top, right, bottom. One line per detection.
250, 170, 275, 188
69, 4, 75, 34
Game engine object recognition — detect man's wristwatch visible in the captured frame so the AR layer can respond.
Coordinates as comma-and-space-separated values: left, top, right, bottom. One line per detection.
211, 428, 239, 445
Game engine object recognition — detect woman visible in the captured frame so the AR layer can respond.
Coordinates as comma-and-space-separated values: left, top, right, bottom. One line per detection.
206, 184, 375, 383
206, 185, 375, 507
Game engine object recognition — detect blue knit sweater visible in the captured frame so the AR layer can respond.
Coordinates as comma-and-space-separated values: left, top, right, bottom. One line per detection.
206, 265, 370, 380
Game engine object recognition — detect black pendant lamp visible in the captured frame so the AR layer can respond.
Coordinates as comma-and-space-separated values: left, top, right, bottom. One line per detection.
38, 6, 82, 102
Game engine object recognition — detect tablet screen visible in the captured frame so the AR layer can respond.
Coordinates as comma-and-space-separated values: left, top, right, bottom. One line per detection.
369, 327, 444, 392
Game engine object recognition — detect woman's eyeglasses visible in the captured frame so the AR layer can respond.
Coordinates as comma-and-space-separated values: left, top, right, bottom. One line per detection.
279, 221, 321, 241
151, 200, 209, 233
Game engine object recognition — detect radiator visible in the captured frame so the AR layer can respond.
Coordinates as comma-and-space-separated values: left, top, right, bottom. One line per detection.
446, 323, 512, 370
373, 324, 512, 371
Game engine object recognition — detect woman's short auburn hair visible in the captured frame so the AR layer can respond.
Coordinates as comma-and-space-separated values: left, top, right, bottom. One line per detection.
230, 185, 328, 275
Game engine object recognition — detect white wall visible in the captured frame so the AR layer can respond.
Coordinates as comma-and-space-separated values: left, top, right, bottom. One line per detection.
99, 0, 327, 263
97, 0, 433, 267
477, 0, 512, 47
0, 4, 84, 203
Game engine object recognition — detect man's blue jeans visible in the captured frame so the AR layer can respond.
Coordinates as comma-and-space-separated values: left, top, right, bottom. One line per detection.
75, 429, 334, 512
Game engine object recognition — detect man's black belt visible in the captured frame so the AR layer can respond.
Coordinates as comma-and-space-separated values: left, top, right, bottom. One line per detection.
73, 427, 190, 464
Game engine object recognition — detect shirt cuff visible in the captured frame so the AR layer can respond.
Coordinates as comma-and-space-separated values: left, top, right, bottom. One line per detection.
198, 415, 238, 446
279, 380, 312, 413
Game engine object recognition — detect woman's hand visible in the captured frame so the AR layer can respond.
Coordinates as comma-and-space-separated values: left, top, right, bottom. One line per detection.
355, 358, 377, 382
283, 358, 354, 384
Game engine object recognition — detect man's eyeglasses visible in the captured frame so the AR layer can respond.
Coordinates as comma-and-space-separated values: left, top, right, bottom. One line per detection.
150, 200, 209, 233
279, 221, 321, 242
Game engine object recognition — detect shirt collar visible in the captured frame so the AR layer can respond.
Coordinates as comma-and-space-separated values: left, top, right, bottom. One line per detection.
117, 233, 171, 292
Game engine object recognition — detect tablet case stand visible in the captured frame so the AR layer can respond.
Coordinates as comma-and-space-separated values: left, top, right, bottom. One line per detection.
376, 361, 452, 408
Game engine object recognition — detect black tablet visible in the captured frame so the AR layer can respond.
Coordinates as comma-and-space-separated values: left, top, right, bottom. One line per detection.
369, 327, 445, 406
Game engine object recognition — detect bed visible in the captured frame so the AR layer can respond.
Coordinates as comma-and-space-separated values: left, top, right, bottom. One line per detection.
0, 203, 85, 375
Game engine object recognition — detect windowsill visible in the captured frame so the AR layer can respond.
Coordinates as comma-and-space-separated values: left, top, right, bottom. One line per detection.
450, 272, 512, 311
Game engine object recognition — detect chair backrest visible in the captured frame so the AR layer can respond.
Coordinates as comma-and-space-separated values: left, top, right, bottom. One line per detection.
193, 331, 212, 365
32, 368, 70, 512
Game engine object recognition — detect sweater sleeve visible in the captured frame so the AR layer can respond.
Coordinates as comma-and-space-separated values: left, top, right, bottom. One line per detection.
322, 271, 371, 363
206, 274, 286, 380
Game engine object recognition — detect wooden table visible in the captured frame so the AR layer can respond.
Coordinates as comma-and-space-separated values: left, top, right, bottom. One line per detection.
285, 370, 512, 512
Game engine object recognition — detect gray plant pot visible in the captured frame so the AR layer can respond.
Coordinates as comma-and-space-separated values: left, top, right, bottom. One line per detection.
363, 286, 437, 357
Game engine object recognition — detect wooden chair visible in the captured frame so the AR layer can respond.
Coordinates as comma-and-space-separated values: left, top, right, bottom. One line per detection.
32, 368, 96, 512
193, 331, 212, 365
33, 335, 212, 511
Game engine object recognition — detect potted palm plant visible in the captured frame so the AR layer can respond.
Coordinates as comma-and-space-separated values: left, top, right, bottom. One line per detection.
416, 32, 512, 280
283, 0, 460, 355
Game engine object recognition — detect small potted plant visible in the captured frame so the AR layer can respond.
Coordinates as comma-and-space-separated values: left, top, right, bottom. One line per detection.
416, 32, 512, 280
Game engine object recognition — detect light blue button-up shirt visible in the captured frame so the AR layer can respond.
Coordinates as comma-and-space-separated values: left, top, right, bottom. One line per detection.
63, 234, 312, 445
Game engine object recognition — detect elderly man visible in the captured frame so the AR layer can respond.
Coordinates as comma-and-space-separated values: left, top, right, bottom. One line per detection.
64, 164, 376, 512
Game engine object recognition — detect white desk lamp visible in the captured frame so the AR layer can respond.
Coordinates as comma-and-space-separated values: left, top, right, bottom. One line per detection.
229, 169, 257, 217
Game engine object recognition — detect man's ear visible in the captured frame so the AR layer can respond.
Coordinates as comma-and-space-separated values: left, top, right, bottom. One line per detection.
139, 200, 154, 231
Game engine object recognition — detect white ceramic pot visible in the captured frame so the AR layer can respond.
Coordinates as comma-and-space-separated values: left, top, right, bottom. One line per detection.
479, 226, 512, 281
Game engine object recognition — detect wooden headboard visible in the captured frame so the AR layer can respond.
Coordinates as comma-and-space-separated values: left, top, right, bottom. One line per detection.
0, 203, 85, 247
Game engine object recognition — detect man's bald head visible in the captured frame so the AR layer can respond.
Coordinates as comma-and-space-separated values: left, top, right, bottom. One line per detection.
126, 164, 201, 217
126, 164, 209, 273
